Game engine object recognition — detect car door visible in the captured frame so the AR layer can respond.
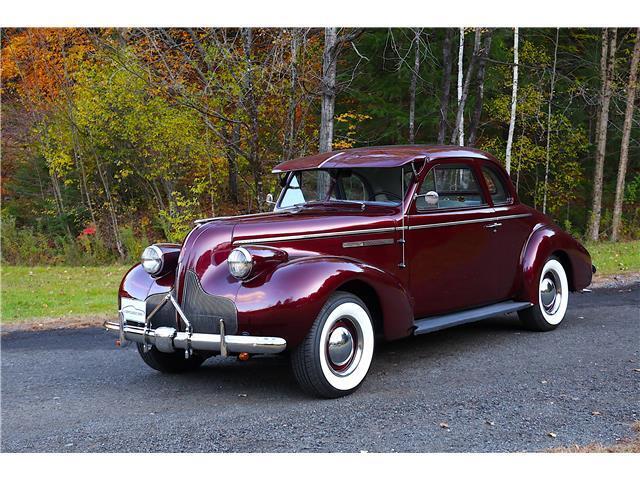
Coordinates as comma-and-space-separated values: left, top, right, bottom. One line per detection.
477, 163, 533, 300
406, 159, 501, 318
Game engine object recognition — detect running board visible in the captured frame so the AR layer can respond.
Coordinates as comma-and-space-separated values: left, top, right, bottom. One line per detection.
413, 301, 533, 335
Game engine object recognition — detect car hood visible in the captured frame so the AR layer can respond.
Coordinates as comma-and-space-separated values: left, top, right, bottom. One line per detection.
177, 204, 398, 285
231, 204, 398, 245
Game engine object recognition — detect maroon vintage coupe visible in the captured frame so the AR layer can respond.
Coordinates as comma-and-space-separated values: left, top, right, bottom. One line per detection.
106, 145, 594, 398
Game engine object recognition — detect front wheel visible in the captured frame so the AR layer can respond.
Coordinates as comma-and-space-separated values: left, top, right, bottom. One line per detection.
291, 292, 375, 398
519, 257, 569, 331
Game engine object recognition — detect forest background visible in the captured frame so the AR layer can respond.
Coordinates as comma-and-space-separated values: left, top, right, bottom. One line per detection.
2, 27, 639, 265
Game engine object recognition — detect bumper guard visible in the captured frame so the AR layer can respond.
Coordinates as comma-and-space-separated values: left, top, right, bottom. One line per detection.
104, 292, 286, 358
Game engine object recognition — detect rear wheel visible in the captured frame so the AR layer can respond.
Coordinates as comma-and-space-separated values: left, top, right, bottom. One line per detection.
136, 343, 205, 373
291, 292, 375, 398
519, 257, 569, 331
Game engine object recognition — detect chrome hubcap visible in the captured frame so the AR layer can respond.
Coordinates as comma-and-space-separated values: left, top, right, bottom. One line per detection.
540, 271, 562, 315
327, 326, 354, 367
540, 278, 557, 308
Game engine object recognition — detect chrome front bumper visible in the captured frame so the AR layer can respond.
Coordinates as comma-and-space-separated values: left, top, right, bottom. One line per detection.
105, 292, 286, 357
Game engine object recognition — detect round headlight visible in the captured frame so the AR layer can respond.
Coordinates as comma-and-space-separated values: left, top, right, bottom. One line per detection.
228, 247, 253, 279
141, 245, 163, 275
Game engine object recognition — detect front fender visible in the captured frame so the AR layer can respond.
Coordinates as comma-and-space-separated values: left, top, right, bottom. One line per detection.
119, 263, 174, 305
518, 224, 592, 304
234, 256, 414, 348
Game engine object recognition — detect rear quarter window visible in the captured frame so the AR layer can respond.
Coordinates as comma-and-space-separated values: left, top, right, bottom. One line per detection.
481, 166, 511, 205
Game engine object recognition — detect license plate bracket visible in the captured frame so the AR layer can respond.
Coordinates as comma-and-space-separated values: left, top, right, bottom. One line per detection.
120, 297, 146, 325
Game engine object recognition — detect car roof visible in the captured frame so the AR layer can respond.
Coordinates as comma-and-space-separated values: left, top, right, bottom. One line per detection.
272, 145, 501, 173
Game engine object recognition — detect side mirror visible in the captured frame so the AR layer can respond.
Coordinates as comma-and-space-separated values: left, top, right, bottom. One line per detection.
265, 193, 276, 205
425, 191, 439, 206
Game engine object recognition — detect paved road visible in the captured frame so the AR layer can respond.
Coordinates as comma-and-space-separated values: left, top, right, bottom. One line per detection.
2, 285, 639, 452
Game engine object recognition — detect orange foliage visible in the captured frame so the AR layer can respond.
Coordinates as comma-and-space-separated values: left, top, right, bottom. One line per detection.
2, 28, 93, 110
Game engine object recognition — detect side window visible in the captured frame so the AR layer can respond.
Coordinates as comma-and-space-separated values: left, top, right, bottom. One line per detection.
416, 164, 487, 211
481, 167, 511, 205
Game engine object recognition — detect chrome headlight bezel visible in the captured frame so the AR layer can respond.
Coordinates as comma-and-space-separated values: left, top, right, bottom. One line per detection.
228, 247, 253, 280
141, 245, 164, 275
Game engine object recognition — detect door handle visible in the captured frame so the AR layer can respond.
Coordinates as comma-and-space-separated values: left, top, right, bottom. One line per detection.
485, 222, 502, 229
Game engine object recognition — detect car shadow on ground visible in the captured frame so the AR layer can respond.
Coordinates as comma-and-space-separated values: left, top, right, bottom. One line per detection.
125, 312, 536, 401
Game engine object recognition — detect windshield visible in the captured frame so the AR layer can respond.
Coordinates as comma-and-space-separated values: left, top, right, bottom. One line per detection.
278, 167, 413, 209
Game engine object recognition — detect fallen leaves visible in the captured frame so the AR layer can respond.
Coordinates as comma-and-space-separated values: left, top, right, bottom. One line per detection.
591, 411, 602, 416
548, 432, 557, 438
439, 422, 449, 429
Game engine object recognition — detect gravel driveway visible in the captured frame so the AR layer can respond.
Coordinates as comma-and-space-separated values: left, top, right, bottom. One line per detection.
2, 284, 638, 452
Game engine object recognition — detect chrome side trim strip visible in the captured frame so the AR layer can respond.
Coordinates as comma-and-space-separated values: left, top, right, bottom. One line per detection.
343, 238, 395, 248
496, 213, 532, 221
234, 227, 396, 245
232, 213, 532, 245
404, 213, 532, 231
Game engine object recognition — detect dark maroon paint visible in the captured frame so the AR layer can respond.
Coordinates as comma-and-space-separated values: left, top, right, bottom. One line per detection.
119, 145, 593, 349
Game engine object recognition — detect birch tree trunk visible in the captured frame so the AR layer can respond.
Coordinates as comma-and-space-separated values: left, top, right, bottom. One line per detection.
451, 28, 482, 146
319, 27, 338, 153
611, 28, 640, 242
505, 27, 519, 175
587, 28, 617, 241
438, 28, 454, 144
542, 28, 559, 215
454, 27, 465, 146
468, 29, 494, 146
408, 28, 422, 144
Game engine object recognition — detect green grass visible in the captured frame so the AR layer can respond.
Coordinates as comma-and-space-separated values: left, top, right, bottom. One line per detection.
0, 240, 638, 323
1, 265, 129, 323
586, 240, 640, 276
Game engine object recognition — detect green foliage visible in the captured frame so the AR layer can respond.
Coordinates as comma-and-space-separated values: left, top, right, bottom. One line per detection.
1, 210, 119, 266
586, 240, 640, 275
119, 226, 149, 263
1, 211, 52, 265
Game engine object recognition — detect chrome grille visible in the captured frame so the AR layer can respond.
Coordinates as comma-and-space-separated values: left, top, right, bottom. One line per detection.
181, 270, 238, 334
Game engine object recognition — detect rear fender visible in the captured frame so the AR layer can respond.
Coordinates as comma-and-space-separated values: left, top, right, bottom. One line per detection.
235, 256, 414, 348
518, 224, 593, 303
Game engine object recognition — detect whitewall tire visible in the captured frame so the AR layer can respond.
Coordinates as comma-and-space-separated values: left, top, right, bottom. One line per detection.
519, 256, 569, 331
291, 292, 375, 398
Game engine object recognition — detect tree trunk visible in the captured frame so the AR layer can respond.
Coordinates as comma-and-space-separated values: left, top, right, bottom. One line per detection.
242, 28, 262, 208
226, 123, 240, 204
96, 153, 125, 259
319, 27, 338, 153
451, 28, 481, 146
454, 27, 465, 146
611, 28, 640, 242
587, 28, 617, 241
438, 28, 454, 144
467, 29, 493, 147
408, 28, 422, 144
542, 28, 559, 215
505, 27, 519, 175
284, 28, 300, 160
50, 173, 73, 239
